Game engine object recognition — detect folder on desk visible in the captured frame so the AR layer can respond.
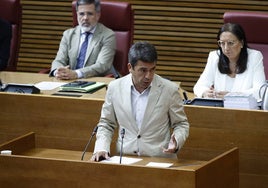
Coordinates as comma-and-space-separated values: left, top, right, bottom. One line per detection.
185, 97, 224, 107
59, 81, 106, 93
61, 81, 96, 88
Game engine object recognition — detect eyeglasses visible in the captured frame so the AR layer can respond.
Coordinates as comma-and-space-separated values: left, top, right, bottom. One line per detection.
217, 40, 238, 48
78, 11, 95, 18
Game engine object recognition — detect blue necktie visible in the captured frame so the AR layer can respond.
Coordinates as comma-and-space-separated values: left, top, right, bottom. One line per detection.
76, 32, 91, 69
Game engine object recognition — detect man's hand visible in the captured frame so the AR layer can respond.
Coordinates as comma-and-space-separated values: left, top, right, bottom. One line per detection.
162, 134, 178, 153
90, 151, 110, 162
56, 66, 78, 80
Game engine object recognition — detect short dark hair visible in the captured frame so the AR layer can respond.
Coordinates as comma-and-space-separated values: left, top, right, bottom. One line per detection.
128, 41, 158, 68
76, 0, 101, 12
217, 23, 248, 74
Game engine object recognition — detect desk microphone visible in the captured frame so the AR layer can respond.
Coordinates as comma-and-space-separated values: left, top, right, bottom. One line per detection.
0, 79, 7, 91
81, 126, 98, 160
119, 128, 125, 164
183, 91, 190, 104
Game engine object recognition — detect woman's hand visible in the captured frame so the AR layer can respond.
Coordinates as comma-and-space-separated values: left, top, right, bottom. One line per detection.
202, 85, 216, 98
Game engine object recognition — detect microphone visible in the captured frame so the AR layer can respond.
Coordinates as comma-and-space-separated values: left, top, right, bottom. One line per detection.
111, 66, 120, 79
183, 91, 190, 104
0, 79, 7, 91
81, 126, 98, 160
119, 128, 125, 164
0, 79, 2, 91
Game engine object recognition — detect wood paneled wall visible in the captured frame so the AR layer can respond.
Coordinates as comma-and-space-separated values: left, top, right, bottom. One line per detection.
18, 0, 268, 91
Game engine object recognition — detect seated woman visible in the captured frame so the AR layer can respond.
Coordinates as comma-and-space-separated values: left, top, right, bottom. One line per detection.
193, 23, 266, 100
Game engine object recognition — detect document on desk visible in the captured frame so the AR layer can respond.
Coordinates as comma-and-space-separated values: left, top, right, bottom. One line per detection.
101, 156, 142, 165
146, 162, 173, 168
223, 92, 258, 109
34, 81, 66, 90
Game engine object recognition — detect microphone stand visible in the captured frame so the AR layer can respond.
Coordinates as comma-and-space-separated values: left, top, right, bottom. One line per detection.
81, 126, 98, 161
119, 128, 125, 164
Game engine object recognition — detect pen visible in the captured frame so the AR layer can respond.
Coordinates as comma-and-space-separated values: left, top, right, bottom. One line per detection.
210, 85, 216, 98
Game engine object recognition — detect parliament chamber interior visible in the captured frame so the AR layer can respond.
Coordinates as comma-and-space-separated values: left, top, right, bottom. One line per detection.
1, 0, 268, 188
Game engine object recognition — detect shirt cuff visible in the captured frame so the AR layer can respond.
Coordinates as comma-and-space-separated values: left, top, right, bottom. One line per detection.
75, 70, 83, 79
53, 69, 57, 77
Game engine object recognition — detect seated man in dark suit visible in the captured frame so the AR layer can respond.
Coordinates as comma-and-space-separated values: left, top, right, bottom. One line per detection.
0, 18, 12, 71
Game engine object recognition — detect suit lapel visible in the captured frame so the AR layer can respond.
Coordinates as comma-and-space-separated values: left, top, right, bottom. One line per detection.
140, 76, 163, 130
69, 27, 81, 69
85, 24, 102, 63
124, 75, 137, 125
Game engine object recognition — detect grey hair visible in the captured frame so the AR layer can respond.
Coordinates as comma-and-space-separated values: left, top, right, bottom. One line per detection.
76, 0, 101, 12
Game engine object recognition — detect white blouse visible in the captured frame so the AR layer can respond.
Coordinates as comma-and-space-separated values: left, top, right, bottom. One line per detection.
193, 48, 266, 100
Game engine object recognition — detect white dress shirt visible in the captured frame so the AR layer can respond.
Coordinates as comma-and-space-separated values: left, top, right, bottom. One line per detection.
131, 84, 150, 130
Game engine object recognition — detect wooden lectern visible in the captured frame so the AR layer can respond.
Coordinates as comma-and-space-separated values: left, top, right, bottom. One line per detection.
0, 132, 238, 188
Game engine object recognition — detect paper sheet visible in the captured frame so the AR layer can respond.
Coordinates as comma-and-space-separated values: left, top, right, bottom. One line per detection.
146, 162, 173, 168
101, 156, 142, 165
34, 81, 66, 90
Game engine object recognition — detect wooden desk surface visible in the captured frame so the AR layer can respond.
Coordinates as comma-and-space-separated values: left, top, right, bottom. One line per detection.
22, 148, 205, 170
0, 71, 193, 100
0, 71, 114, 84
0, 71, 113, 100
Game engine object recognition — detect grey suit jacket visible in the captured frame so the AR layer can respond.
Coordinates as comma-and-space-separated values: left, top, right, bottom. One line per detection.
94, 74, 189, 158
50, 23, 116, 77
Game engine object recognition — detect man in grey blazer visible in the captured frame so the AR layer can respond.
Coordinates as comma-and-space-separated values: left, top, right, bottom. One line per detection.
50, 0, 116, 80
91, 41, 189, 161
